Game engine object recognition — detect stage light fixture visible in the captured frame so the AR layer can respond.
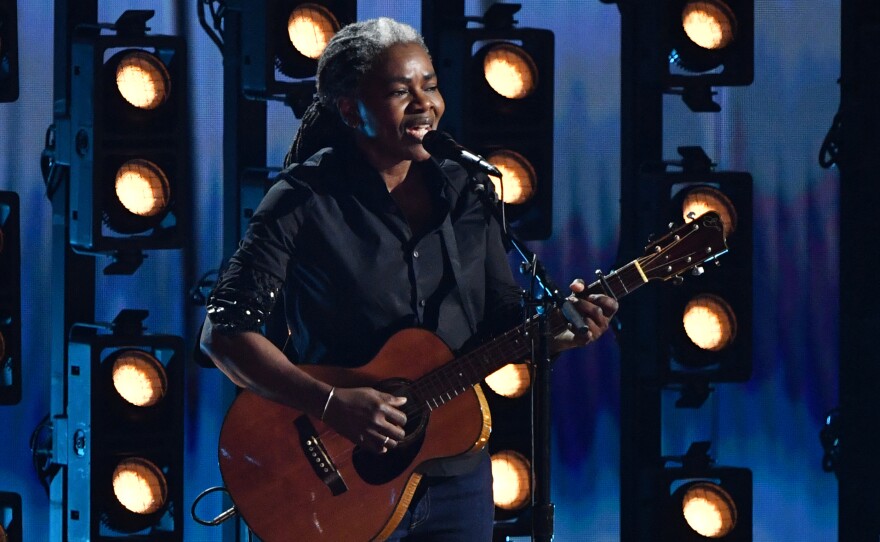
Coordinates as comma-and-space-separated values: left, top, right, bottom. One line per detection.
0, 492, 22, 542
681, 185, 737, 238
666, 0, 754, 110
67, 11, 188, 262
491, 450, 531, 511
677, 481, 737, 537
661, 442, 752, 541
665, 176, 751, 381
0, 191, 20, 405
106, 159, 172, 234
483, 366, 533, 535
485, 362, 531, 399
110, 349, 168, 408
648, 148, 752, 386
63, 310, 184, 541
114, 50, 171, 110
681, 294, 736, 353
433, 6, 555, 239
480, 43, 538, 100
0, 0, 18, 103
487, 150, 537, 206
237, 0, 355, 95
111, 457, 168, 516
287, 4, 338, 60
681, 2, 736, 51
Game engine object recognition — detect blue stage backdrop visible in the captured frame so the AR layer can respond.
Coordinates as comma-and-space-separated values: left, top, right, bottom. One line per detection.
0, 1, 838, 540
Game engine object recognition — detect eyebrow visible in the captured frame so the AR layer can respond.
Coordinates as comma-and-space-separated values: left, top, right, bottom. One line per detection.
384, 72, 437, 85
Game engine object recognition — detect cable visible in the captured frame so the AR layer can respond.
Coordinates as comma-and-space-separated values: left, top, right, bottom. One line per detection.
190, 486, 238, 526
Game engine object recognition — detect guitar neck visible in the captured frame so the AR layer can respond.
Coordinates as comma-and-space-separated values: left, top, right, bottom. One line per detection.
581, 259, 650, 299
409, 257, 650, 410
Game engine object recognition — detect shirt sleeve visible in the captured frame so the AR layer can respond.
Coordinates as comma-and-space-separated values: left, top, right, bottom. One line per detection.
206, 176, 310, 335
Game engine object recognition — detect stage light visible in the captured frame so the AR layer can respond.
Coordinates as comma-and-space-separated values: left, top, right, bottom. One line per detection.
105, 159, 172, 234
112, 458, 168, 516
63, 310, 184, 540
110, 349, 168, 408
681, 186, 737, 238
0, 492, 22, 542
287, 4, 338, 60
491, 450, 531, 511
661, 442, 752, 541
666, 0, 754, 110
681, 1, 736, 51
114, 50, 171, 110
678, 481, 737, 537
487, 150, 537, 206
681, 294, 736, 353
67, 11, 188, 263
485, 363, 531, 399
432, 6, 554, 239
237, 0, 355, 94
0, 191, 20, 405
0, 0, 18, 102
481, 43, 538, 100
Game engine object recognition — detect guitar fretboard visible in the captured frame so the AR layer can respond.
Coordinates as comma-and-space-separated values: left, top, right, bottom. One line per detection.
409, 259, 650, 411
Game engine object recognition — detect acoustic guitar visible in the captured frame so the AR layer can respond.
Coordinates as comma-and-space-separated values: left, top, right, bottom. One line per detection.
218, 211, 728, 541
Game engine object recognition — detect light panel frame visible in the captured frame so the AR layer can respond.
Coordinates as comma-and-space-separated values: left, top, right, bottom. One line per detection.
646, 169, 753, 383
68, 32, 188, 254
64, 329, 183, 541
434, 26, 555, 240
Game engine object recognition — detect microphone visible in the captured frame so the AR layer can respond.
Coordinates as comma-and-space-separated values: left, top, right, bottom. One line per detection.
421, 130, 502, 177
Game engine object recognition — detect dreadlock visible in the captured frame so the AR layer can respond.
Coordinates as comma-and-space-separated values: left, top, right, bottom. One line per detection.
284, 17, 428, 167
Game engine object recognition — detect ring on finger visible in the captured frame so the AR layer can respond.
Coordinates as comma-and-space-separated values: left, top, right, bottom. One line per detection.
383, 435, 390, 446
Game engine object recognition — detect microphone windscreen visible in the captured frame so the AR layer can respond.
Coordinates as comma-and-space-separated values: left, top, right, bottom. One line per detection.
421, 130, 458, 159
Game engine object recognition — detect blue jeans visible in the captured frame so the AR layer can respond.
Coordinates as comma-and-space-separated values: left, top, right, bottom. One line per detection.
386, 452, 495, 541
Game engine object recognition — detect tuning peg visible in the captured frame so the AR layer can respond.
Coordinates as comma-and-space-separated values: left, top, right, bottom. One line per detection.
714, 259, 722, 267
686, 211, 697, 220
673, 275, 684, 285
692, 266, 705, 276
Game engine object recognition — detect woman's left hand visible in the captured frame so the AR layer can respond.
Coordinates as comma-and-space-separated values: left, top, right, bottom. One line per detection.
552, 278, 619, 353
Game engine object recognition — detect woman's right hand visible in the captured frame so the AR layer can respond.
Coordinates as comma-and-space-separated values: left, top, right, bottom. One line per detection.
322, 387, 408, 454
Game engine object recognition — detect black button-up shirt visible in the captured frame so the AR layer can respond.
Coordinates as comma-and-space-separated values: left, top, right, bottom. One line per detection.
210, 146, 522, 368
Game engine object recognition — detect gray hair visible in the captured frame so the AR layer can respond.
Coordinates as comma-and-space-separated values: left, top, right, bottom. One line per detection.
285, 18, 428, 166
316, 17, 427, 108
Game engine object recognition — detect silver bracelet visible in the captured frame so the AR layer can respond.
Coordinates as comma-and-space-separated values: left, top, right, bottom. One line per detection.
320, 387, 335, 421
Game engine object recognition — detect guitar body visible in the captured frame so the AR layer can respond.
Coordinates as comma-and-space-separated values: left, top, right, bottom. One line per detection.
218, 328, 492, 542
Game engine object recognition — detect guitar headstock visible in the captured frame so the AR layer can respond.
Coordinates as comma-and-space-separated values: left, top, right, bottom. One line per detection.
639, 211, 728, 282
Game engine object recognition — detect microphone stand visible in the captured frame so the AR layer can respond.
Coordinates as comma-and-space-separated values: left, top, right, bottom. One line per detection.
464, 170, 588, 542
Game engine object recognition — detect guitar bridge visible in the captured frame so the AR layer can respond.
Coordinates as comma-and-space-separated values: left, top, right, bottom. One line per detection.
294, 416, 348, 496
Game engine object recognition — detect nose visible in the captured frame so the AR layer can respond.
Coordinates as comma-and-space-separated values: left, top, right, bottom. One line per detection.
410, 88, 436, 112
409, 90, 429, 112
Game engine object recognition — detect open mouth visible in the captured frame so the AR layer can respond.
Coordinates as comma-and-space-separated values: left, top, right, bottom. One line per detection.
404, 117, 434, 141
406, 125, 432, 140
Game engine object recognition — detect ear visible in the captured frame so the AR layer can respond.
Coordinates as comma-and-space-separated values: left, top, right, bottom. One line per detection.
336, 96, 361, 129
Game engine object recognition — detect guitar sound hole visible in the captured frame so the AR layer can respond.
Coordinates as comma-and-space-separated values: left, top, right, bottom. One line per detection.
352, 378, 428, 486
373, 378, 429, 447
